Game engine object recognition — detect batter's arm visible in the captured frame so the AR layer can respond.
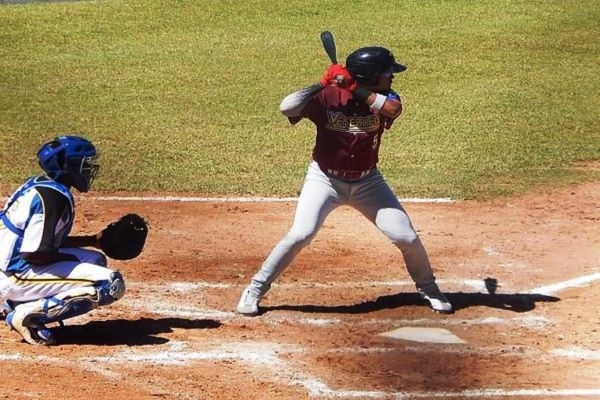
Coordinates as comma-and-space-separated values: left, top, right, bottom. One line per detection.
280, 83, 324, 118
352, 87, 402, 119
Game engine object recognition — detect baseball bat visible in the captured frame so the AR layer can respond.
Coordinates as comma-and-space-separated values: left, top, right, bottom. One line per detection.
320, 31, 346, 85
320, 31, 337, 64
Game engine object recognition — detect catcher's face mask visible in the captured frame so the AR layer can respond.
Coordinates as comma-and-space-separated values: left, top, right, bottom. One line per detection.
68, 155, 100, 192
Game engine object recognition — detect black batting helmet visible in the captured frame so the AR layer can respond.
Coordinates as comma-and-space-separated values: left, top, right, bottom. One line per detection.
345, 46, 406, 86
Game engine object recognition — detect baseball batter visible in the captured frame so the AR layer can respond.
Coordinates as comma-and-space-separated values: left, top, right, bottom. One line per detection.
0, 135, 127, 345
237, 46, 453, 316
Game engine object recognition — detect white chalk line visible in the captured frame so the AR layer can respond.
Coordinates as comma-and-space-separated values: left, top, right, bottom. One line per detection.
121, 296, 554, 330
142, 270, 600, 296
90, 195, 455, 203
2, 343, 600, 399
138, 278, 497, 296
122, 272, 600, 330
0, 343, 593, 363
5, 275, 598, 398
529, 272, 600, 295
551, 347, 600, 360
123, 277, 553, 330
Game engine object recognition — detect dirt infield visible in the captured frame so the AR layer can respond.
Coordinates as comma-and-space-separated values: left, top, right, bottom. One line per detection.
1, 182, 599, 400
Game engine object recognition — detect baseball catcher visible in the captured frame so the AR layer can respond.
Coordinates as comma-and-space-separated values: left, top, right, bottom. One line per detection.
0, 135, 148, 345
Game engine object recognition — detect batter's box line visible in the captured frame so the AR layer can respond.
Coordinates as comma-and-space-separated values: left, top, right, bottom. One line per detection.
131, 271, 600, 297
117, 297, 553, 330
125, 281, 558, 316
131, 279, 504, 293
2, 350, 599, 399
528, 272, 600, 295
88, 195, 455, 203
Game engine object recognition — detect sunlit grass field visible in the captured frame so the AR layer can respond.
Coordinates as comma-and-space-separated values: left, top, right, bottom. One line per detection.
1, 0, 598, 199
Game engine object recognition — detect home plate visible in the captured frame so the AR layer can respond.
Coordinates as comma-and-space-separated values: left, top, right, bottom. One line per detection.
380, 327, 466, 344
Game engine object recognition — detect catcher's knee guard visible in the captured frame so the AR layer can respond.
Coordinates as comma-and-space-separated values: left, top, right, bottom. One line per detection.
97, 271, 126, 306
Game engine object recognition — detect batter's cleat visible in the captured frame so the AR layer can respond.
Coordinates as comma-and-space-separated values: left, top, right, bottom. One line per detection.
237, 286, 262, 316
5, 309, 56, 345
419, 288, 454, 314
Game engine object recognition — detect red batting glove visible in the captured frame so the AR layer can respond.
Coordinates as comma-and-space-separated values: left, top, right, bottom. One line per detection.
319, 64, 338, 86
320, 64, 357, 90
328, 64, 348, 86
320, 64, 351, 86
335, 65, 357, 91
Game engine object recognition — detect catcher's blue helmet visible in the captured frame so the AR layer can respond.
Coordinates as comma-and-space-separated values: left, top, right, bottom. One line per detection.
37, 135, 100, 192
346, 46, 406, 87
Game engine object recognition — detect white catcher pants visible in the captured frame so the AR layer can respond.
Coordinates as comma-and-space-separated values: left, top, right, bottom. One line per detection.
0, 248, 115, 302
250, 161, 439, 295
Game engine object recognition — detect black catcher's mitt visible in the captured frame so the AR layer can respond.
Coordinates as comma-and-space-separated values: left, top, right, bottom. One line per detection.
100, 213, 148, 260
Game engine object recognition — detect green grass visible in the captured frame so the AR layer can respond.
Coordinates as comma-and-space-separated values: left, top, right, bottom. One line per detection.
1, 0, 598, 199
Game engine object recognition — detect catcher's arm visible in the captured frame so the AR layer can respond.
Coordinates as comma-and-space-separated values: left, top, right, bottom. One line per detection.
59, 214, 148, 260
62, 234, 102, 249
22, 249, 78, 265
27, 234, 100, 264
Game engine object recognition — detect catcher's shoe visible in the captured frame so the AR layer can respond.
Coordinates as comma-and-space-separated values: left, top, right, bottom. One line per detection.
6, 309, 56, 345
1, 300, 16, 320
419, 287, 454, 314
237, 286, 262, 316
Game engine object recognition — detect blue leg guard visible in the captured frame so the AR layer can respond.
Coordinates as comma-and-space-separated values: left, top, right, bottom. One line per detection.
26, 286, 99, 326
25, 271, 126, 326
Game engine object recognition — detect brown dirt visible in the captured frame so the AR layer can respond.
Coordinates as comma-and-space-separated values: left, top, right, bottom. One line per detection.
1, 182, 599, 400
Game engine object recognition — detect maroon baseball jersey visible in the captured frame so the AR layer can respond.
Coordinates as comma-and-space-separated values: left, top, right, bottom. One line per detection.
289, 86, 401, 172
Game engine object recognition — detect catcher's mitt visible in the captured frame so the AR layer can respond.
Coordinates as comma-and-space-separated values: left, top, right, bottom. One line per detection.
100, 213, 148, 260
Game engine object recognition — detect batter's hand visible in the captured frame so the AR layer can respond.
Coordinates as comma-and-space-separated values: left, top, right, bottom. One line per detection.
319, 64, 354, 89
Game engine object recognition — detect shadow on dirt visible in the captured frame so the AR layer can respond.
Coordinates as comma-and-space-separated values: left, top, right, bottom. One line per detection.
263, 276, 560, 315
55, 317, 221, 346
262, 292, 560, 315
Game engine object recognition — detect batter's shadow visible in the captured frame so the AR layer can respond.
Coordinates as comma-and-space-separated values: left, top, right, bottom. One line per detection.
262, 284, 560, 315
54, 317, 222, 346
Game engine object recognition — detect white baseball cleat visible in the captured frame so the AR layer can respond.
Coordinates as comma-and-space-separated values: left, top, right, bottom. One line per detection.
6, 309, 56, 345
419, 288, 454, 314
237, 286, 262, 316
